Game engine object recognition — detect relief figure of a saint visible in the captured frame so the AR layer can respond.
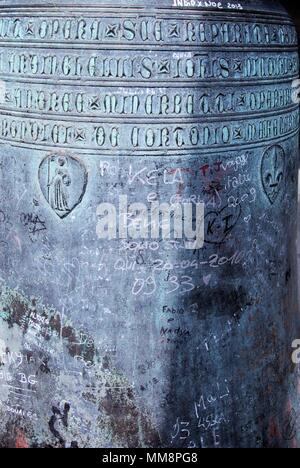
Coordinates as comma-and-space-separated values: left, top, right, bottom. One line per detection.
48, 157, 71, 214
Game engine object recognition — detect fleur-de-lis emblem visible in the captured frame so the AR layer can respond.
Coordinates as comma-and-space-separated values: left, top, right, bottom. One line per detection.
261, 145, 285, 204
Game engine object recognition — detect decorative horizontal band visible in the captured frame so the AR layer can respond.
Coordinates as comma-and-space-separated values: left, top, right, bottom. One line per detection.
0, 5, 293, 22
1, 82, 298, 120
0, 16, 296, 47
0, 108, 297, 151
0, 49, 298, 82
1, 128, 298, 156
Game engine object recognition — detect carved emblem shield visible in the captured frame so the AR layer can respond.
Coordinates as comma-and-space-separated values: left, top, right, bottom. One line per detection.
261, 145, 285, 205
39, 153, 88, 218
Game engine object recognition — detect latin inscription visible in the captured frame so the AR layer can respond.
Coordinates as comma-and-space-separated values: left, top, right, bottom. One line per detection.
0, 17, 296, 46
2, 83, 295, 117
0, 50, 298, 81
0, 110, 298, 150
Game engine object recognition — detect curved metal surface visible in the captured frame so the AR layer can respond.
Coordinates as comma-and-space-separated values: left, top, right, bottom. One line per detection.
0, 0, 299, 448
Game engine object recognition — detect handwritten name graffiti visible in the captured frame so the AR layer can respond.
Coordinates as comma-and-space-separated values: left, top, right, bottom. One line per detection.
170, 380, 231, 448
96, 195, 205, 249
205, 204, 242, 245
172, 0, 242, 10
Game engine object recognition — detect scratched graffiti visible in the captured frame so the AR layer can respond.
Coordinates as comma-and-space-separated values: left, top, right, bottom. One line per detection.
0, 0, 299, 450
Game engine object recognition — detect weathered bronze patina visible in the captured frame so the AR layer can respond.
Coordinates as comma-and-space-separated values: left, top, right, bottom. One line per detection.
0, 0, 299, 448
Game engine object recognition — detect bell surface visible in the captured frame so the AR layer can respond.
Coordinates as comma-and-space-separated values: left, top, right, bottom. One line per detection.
0, 0, 299, 449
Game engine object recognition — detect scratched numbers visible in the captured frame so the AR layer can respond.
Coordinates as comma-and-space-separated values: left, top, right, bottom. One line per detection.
132, 275, 195, 296
227, 2, 243, 9
132, 276, 157, 296
167, 275, 195, 294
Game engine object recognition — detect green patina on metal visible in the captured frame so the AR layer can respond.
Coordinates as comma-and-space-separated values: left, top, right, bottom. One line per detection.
0, 0, 299, 448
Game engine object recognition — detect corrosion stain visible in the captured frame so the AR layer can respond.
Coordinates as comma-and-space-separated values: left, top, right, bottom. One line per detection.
15, 429, 29, 449
49, 403, 70, 447
49, 313, 61, 334
0, 285, 96, 367
9, 298, 29, 331
61, 326, 95, 364
268, 417, 281, 446
100, 386, 161, 448
185, 285, 249, 320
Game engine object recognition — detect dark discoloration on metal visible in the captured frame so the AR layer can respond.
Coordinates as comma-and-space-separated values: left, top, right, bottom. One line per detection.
0, 285, 161, 447
0, 0, 299, 448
